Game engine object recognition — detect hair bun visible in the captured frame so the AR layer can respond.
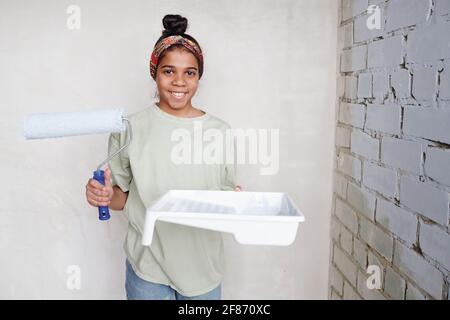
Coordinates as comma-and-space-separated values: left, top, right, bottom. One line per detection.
162, 14, 188, 36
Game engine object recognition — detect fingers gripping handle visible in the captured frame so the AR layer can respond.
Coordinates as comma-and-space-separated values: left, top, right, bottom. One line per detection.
93, 170, 111, 221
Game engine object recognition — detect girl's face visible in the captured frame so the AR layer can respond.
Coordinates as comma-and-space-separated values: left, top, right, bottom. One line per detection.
155, 48, 200, 112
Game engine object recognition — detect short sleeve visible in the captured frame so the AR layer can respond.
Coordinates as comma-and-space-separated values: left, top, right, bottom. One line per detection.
107, 130, 132, 193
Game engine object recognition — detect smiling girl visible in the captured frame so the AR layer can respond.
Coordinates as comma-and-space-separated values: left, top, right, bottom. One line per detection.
85, 14, 240, 300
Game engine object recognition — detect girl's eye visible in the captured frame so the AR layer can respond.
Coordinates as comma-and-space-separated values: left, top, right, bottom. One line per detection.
162, 69, 196, 76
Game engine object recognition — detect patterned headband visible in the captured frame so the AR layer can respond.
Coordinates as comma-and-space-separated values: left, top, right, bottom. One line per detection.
150, 35, 203, 80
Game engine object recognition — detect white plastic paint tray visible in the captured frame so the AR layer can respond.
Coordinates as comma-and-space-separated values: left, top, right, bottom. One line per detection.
142, 190, 305, 246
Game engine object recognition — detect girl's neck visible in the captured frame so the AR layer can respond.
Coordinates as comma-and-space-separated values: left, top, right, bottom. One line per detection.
157, 100, 205, 118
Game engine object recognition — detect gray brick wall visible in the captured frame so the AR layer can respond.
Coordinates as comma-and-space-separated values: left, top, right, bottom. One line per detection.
330, 0, 450, 300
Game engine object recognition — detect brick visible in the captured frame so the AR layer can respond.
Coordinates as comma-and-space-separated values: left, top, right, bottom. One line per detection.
338, 74, 346, 98
381, 137, 423, 175
366, 103, 401, 135
330, 265, 344, 296
342, 0, 369, 21
334, 172, 348, 198
407, 23, 450, 62
336, 126, 351, 148
353, 237, 368, 269
335, 198, 359, 234
331, 216, 341, 243
334, 245, 358, 287
368, 250, 385, 270
341, 226, 354, 255
436, 0, 450, 15
391, 69, 411, 99
340, 22, 353, 49
368, 36, 403, 69
403, 108, 450, 145
360, 217, 394, 261
357, 73, 373, 98
412, 68, 437, 101
347, 182, 377, 220
345, 76, 358, 100
376, 198, 418, 246
338, 152, 362, 181
351, 130, 379, 160
363, 162, 397, 198
440, 68, 450, 100
425, 147, 450, 186
385, 0, 431, 32
394, 240, 444, 299
343, 281, 362, 300
357, 269, 386, 300
339, 103, 365, 128
384, 266, 406, 300
372, 72, 389, 100
330, 290, 342, 300
400, 177, 449, 225
368, 0, 385, 6
419, 223, 450, 271
341, 45, 367, 72
406, 283, 427, 300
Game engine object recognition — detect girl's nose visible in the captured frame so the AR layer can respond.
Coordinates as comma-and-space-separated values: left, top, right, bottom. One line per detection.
172, 74, 186, 86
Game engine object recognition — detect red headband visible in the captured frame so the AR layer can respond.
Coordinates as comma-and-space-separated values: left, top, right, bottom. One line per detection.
150, 35, 203, 80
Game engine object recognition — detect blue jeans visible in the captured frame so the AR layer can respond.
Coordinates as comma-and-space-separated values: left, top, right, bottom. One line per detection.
125, 259, 221, 300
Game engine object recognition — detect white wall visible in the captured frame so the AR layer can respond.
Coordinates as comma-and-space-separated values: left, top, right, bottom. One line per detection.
0, 0, 337, 299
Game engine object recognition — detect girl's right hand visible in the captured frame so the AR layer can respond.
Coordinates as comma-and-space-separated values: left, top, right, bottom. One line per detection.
85, 167, 114, 207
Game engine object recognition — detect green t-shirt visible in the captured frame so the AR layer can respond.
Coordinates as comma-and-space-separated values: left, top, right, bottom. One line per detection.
107, 102, 236, 297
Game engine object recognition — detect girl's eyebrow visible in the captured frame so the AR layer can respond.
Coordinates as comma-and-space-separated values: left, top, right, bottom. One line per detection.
160, 65, 198, 71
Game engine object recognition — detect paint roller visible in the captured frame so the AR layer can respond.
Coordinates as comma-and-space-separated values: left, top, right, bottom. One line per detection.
23, 109, 133, 221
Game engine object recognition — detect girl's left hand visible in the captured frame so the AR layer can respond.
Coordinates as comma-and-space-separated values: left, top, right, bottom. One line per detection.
234, 185, 242, 192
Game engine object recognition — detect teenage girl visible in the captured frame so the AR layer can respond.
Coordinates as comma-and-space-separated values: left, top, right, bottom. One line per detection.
85, 14, 241, 300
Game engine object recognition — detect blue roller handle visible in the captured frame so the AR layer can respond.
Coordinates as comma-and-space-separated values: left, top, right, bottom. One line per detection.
93, 170, 110, 221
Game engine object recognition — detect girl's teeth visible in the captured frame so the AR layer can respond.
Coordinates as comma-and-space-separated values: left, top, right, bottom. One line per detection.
171, 92, 186, 99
